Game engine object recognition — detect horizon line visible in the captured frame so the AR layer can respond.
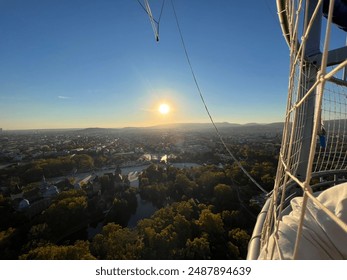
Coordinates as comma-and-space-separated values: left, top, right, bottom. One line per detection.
0, 121, 285, 131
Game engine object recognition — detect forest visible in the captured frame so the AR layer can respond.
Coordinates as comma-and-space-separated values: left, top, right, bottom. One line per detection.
0, 161, 275, 260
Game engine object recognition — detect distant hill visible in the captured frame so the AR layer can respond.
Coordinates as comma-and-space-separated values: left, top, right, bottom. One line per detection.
76, 127, 111, 134
3, 122, 284, 135
69, 122, 285, 135
144, 122, 284, 134
147, 122, 241, 131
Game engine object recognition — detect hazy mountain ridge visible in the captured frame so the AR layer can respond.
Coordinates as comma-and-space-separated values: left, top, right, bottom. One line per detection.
145, 122, 284, 134
2, 122, 284, 135
76, 122, 284, 136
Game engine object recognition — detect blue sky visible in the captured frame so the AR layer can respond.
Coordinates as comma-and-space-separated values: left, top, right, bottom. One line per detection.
0, 0, 290, 129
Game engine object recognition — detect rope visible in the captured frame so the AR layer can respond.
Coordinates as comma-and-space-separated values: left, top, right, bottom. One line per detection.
136, 0, 166, 42
158, 0, 165, 24
157, 0, 166, 36
144, 0, 159, 41
136, 0, 158, 24
170, 0, 268, 194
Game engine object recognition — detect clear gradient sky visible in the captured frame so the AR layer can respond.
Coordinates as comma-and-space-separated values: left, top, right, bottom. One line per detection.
0, 0, 291, 130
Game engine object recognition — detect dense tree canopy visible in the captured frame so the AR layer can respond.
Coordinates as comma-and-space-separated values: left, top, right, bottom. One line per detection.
91, 223, 143, 260
20, 241, 95, 260
41, 190, 89, 241
87, 197, 251, 260
1, 163, 265, 260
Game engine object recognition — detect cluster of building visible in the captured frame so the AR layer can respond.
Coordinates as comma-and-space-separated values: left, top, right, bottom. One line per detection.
8, 175, 60, 217
5, 166, 132, 219
0, 128, 218, 166
0, 125, 282, 219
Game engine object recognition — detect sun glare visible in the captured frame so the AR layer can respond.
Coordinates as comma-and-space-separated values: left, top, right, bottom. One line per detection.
159, 103, 170, 115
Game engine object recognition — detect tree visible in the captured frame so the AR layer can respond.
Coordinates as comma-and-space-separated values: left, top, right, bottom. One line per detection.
140, 183, 167, 208
221, 210, 242, 228
24, 223, 51, 251
140, 177, 149, 187
173, 173, 198, 199
196, 169, 227, 198
0, 227, 16, 259
213, 184, 238, 211
94, 155, 107, 168
124, 187, 138, 214
185, 236, 211, 259
229, 228, 250, 258
227, 163, 249, 185
43, 190, 88, 241
143, 164, 163, 183
137, 201, 198, 259
99, 175, 111, 191
175, 199, 197, 221
105, 198, 130, 226
20, 241, 95, 260
22, 165, 43, 183
72, 154, 94, 171
197, 209, 224, 237
196, 208, 229, 259
91, 223, 143, 259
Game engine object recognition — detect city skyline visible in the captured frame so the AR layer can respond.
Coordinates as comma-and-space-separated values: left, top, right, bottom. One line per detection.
0, 1, 299, 129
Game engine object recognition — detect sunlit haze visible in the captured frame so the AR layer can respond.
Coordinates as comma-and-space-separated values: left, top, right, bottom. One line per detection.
159, 103, 170, 115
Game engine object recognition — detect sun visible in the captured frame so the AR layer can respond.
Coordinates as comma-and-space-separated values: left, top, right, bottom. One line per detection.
159, 103, 170, 115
